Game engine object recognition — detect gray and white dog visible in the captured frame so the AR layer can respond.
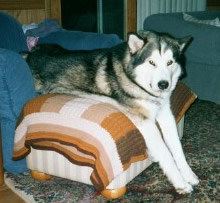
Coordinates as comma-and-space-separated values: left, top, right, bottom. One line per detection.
25, 30, 199, 194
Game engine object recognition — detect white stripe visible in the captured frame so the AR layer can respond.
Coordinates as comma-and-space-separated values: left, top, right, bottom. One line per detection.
47, 151, 55, 175
42, 150, 49, 173
57, 152, 65, 175
59, 98, 100, 117
15, 116, 29, 142
37, 150, 43, 170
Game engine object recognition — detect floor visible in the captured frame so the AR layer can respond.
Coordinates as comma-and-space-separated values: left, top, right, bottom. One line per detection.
0, 184, 25, 203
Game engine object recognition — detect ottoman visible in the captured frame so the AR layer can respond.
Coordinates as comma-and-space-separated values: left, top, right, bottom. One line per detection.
13, 82, 196, 199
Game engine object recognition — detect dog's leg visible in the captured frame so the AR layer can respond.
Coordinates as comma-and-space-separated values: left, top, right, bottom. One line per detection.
156, 103, 199, 186
137, 119, 193, 194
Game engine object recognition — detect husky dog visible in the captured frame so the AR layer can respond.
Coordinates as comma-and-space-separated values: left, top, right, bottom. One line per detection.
25, 31, 199, 194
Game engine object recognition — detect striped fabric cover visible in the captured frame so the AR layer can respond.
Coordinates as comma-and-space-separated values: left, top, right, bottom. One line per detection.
13, 82, 196, 191
13, 94, 147, 191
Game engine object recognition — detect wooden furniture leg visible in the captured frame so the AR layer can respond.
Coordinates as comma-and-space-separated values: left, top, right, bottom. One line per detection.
30, 170, 52, 181
101, 186, 127, 199
30, 168, 126, 199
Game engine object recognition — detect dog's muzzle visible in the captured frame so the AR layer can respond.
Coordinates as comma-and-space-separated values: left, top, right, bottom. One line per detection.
158, 80, 169, 90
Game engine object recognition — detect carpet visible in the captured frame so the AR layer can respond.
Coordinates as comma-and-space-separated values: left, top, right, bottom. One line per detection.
5, 99, 220, 202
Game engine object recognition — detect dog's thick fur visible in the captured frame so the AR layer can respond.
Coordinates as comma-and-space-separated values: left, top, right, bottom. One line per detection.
25, 31, 199, 194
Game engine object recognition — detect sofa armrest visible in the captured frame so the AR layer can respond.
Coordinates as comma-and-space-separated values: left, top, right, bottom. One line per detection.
143, 13, 220, 65
0, 49, 36, 173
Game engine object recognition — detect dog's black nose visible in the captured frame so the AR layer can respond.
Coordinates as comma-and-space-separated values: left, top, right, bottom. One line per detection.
158, 80, 169, 90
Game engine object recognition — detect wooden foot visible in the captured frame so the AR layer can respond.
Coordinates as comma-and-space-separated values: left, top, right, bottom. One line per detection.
101, 186, 127, 199
30, 170, 52, 181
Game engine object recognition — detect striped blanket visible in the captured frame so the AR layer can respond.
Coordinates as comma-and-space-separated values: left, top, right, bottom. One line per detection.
13, 82, 196, 191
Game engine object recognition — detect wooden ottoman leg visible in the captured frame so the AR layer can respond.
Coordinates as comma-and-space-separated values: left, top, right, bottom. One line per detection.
101, 186, 127, 199
30, 170, 52, 181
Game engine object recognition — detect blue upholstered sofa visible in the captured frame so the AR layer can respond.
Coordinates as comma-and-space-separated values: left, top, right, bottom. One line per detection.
143, 11, 220, 103
0, 11, 122, 173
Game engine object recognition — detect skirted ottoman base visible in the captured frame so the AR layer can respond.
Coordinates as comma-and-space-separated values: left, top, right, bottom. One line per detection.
27, 118, 184, 198
13, 82, 196, 199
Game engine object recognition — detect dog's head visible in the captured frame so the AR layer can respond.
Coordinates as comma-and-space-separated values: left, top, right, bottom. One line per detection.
127, 30, 192, 96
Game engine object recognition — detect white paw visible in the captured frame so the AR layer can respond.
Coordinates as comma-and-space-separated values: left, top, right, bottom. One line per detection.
187, 173, 199, 186
175, 182, 193, 194
181, 169, 199, 186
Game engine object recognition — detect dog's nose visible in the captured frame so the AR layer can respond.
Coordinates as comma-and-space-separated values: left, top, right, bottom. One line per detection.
158, 80, 169, 90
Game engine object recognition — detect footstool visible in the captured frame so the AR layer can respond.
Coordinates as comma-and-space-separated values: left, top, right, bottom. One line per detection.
13, 82, 196, 199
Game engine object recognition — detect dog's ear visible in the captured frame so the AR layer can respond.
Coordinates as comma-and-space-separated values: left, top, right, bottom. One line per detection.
128, 33, 144, 54
178, 35, 193, 52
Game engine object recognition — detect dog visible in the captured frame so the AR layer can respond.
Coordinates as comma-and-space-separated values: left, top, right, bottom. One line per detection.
24, 30, 199, 194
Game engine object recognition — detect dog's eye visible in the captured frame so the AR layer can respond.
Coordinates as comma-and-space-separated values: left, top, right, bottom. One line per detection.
149, 60, 156, 66
167, 60, 173, 66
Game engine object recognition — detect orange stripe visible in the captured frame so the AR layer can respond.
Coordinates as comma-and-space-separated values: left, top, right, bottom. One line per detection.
123, 153, 148, 170
23, 94, 57, 116
32, 141, 95, 166
12, 147, 30, 160
101, 112, 136, 141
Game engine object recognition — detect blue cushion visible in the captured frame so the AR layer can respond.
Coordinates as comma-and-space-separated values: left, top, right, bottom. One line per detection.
0, 12, 28, 52
39, 30, 122, 50
0, 49, 37, 173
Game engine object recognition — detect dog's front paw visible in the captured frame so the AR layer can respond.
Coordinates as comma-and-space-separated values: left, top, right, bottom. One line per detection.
175, 182, 193, 194
181, 169, 199, 186
187, 173, 199, 186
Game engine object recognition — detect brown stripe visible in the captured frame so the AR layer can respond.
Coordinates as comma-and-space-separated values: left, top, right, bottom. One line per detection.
81, 102, 119, 124
101, 112, 147, 170
26, 127, 108, 159
61, 144, 95, 161
26, 135, 96, 163
12, 147, 30, 160
91, 171, 105, 191
91, 154, 109, 191
123, 154, 148, 170
31, 141, 95, 167
171, 82, 196, 123
101, 112, 136, 141
116, 129, 147, 168
176, 94, 196, 123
